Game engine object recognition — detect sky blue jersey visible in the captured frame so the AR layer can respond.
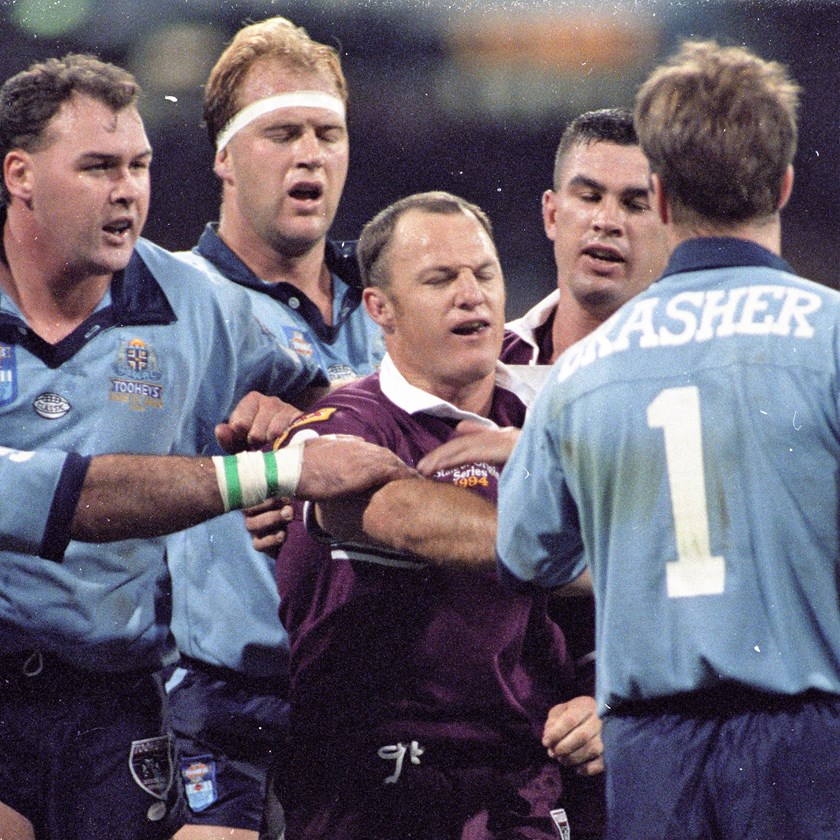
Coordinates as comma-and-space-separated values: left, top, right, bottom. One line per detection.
0, 237, 322, 672
497, 238, 840, 714
168, 226, 385, 676
0, 446, 89, 559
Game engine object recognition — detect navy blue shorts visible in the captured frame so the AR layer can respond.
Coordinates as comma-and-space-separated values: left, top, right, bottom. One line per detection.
0, 652, 186, 840
603, 688, 840, 840
166, 658, 289, 832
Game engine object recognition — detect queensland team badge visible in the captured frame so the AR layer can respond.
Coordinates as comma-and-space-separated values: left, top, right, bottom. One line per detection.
110, 337, 164, 411
0, 343, 17, 406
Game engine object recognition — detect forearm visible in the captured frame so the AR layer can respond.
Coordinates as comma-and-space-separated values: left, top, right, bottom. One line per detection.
71, 455, 224, 542
318, 477, 498, 570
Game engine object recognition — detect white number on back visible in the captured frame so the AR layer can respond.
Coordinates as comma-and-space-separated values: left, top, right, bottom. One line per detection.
647, 386, 725, 598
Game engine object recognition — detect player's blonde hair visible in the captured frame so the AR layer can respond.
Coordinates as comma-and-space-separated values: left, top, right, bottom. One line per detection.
634, 39, 800, 226
203, 16, 347, 148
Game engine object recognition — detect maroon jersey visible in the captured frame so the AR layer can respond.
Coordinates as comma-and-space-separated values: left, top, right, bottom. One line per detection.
276, 358, 574, 756
501, 290, 559, 365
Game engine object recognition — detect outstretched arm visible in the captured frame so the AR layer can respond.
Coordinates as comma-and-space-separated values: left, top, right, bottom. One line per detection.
316, 477, 498, 570
68, 436, 415, 545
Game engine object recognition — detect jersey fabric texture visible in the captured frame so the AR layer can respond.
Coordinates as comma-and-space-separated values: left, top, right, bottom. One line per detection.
165, 224, 384, 830
168, 224, 385, 678
0, 445, 90, 559
274, 354, 575, 839
498, 237, 840, 837
0, 236, 320, 838
498, 237, 840, 712
501, 289, 559, 365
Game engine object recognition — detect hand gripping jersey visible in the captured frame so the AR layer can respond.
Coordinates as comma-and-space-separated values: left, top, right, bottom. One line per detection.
0, 237, 321, 672
276, 355, 575, 750
498, 237, 840, 714
168, 225, 385, 676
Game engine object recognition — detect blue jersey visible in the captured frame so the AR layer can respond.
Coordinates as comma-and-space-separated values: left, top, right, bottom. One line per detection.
0, 237, 321, 671
0, 445, 89, 559
498, 237, 840, 713
168, 225, 385, 676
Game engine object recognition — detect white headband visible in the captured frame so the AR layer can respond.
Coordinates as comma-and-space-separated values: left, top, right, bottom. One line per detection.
215, 91, 347, 152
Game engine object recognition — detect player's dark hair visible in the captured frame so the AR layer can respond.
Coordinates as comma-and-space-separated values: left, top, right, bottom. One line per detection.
357, 191, 494, 290
553, 108, 637, 188
634, 39, 800, 225
0, 54, 140, 205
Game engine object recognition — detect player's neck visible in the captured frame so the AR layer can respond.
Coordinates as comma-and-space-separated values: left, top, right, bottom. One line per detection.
669, 214, 782, 256
550, 292, 609, 361
217, 221, 334, 324
0, 216, 111, 344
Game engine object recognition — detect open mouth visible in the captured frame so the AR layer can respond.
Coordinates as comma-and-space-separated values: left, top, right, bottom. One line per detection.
103, 219, 132, 237
582, 244, 624, 264
289, 183, 324, 201
452, 319, 490, 336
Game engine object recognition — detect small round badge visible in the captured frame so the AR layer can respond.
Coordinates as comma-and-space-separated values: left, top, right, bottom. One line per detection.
147, 802, 166, 822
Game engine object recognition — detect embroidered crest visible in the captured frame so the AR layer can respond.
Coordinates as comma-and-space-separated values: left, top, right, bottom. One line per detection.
549, 808, 571, 840
129, 735, 174, 800
273, 407, 338, 449
180, 755, 217, 813
33, 392, 71, 419
282, 327, 317, 360
110, 338, 164, 410
0, 344, 17, 406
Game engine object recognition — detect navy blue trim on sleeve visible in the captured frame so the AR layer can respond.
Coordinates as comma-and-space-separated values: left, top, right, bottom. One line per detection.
40, 453, 92, 562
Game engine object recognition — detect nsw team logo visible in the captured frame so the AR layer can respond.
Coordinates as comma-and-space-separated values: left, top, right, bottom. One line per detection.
129, 735, 174, 801
0, 344, 17, 406
110, 337, 164, 411
33, 392, 71, 419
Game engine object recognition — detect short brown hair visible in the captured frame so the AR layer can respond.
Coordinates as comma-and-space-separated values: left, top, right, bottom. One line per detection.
552, 108, 638, 189
0, 54, 140, 204
634, 39, 800, 225
357, 191, 494, 290
203, 16, 348, 148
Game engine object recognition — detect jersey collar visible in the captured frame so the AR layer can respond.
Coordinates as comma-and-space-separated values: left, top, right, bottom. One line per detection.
0, 241, 177, 368
377, 353, 534, 427
193, 223, 362, 343
659, 237, 794, 281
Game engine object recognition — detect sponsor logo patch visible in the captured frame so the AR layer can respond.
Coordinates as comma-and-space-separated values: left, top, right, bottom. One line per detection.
549, 807, 571, 839
110, 338, 164, 411
327, 363, 356, 383
273, 406, 338, 449
129, 735, 174, 800
33, 392, 71, 419
0, 344, 17, 406
180, 755, 217, 813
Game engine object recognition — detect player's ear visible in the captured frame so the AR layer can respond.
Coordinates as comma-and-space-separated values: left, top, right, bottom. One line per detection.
363, 287, 395, 333
542, 189, 558, 241
213, 146, 233, 183
4, 150, 34, 206
777, 165, 794, 211
651, 174, 670, 226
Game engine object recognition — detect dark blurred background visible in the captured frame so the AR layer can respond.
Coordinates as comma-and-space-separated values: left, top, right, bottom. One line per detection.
2, 0, 838, 317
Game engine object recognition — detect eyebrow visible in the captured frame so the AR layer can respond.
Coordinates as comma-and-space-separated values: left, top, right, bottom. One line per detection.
568, 174, 650, 200
78, 149, 153, 162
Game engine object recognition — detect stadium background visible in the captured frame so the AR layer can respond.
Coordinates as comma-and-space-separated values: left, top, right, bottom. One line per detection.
1, 0, 837, 317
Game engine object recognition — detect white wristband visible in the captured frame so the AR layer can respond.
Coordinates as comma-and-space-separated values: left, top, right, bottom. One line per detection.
212, 447, 305, 512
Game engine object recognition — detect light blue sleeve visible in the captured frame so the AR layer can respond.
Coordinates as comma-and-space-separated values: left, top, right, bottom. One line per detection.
496, 377, 586, 588
0, 446, 90, 559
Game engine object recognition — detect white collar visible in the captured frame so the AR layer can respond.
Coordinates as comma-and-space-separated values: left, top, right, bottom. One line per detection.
378, 353, 536, 426
504, 289, 560, 349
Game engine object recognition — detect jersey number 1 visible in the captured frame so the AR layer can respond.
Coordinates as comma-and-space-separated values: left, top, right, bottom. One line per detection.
647, 386, 725, 598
